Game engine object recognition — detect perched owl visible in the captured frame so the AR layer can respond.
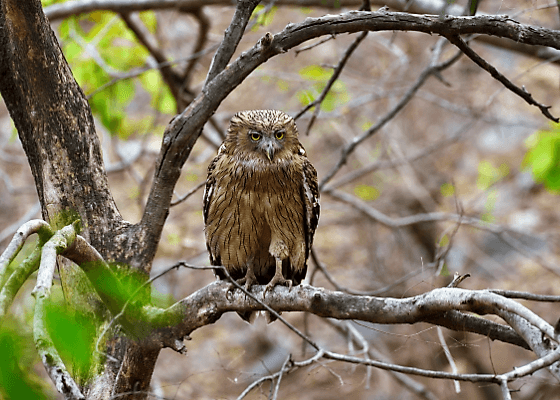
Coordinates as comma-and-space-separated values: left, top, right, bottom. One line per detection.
203, 110, 320, 321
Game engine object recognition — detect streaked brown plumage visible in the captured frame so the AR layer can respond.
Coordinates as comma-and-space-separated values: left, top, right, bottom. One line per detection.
203, 110, 320, 321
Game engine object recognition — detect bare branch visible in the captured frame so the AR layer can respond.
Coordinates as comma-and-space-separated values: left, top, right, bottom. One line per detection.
489, 290, 560, 302
44, 0, 364, 21
327, 319, 439, 400
152, 283, 551, 353
499, 311, 560, 381
327, 120, 470, 190
318, 41, 462, 189
0, 246, 41, 320
203, 0, 260, 89
31, 225, 85, 400
323, 188, 534, 237
170, 181, 206, 207
445, 34, 558, 122
294, 30, 369, 133
0, 219, 52, 276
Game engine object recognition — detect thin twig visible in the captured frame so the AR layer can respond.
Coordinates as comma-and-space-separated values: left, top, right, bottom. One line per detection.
437, 327, 461, 393
271, 355, 291, 400
218, 266, 322, 351
170, 181, 206, 206
319, 45, 463, 190
294, 30, 369, 134
445, 34, 558, 122
327, 120, 471, 190
489, 290, 560, 302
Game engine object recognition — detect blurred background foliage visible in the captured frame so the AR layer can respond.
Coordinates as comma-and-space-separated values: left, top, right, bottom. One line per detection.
1, 0, 560, 398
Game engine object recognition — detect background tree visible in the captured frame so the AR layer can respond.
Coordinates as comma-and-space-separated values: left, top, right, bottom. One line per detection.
1, 0, 560, 399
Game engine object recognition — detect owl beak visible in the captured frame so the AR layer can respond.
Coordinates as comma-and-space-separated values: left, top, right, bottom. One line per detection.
264, 142, 275, 161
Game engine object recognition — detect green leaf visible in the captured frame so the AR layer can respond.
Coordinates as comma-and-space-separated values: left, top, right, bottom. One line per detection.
0, 318, 51, 400
296, 89, 315, 107
477, 160, 509, 190
439, 234, 449, 248
251, 5, 278, 31
439, 263, 450, 277
522, 123, 560, 193
354, 184, 380, 201
481, 190, 497, 223
44, 295, 97, 383
440, 182, 455, 197
140, 70, 176, 115
276, 79, 290, 92
139, 11, 158, 34
299, 65, 332, 81
113, 80, 135, 106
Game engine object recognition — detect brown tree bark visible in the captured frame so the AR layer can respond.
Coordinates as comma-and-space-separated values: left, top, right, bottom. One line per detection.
0, 1, 160, 398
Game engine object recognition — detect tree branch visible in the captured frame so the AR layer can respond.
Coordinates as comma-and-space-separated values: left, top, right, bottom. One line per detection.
203, 0, 260, 89
31, 226, 85, 400
150, 282, 550, 351
445, 34, 558, 122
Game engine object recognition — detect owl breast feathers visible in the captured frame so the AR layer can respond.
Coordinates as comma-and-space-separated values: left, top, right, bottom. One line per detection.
203, 110, 320, 319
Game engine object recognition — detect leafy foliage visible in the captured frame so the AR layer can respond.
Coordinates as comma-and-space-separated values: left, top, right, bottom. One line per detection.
251, 5, 278, 30
477, 160, 509, 190
354, 184, 380, 201
523, 123, 560, 193
0, 318, 52, 400
297, 65, 350, 112
44, 290, 98, 384
57, 11, 175, 138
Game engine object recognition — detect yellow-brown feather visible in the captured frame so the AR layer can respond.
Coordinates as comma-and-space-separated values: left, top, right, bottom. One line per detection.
204, 109, 319, 290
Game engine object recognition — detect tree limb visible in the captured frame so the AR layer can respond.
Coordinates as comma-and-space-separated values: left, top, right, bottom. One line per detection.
31, 226, 85, 400
445, 34, 558, 122
149, 282, 550, 351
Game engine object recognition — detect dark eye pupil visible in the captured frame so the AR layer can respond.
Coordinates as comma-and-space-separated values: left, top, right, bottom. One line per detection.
251, 133, 260, 140
276, 131, 284, 139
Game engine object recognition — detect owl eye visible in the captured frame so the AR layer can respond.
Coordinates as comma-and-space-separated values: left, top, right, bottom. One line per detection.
275, 130, 285, 140
250, 132, 261, 141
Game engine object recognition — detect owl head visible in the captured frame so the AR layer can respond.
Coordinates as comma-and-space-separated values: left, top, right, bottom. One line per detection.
226, 110, 300, 163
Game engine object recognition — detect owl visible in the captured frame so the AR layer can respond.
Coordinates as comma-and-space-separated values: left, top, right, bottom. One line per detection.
203, 110, 320, 321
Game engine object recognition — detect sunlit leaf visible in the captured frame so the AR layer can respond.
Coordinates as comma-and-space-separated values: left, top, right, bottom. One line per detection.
522, 123, 560, 193
354, 184, 380, 201
299, 65, 332, 81
45, 294, 97, 383
477, 160, 509, 190
440, 182, 455, 197
296, 89, 315, 107
139, 11, 158, 34
439, 263, 450, 277
0, 318, 51, 400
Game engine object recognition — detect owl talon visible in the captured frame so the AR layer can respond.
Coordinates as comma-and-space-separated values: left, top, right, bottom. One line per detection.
265, 274, 292, 293
237, 273, 258, 291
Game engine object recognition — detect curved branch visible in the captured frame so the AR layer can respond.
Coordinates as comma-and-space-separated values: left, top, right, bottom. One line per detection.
151, 282, 551, 351
0, 219, 52, 279
31, 225, 85, 400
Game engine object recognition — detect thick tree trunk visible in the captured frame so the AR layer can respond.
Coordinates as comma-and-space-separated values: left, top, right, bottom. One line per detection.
0, 1, 160, 398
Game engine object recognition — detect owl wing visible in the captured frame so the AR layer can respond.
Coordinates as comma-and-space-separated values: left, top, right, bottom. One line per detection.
299, 144, 320, 261
203, 143, 227, 267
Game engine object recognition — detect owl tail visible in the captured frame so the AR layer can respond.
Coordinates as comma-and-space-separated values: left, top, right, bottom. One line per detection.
237, 311, 279, 324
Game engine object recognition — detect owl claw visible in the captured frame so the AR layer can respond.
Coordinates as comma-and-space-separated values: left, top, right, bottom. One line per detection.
238, 272, 258, 292
265, 274, 292, 293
